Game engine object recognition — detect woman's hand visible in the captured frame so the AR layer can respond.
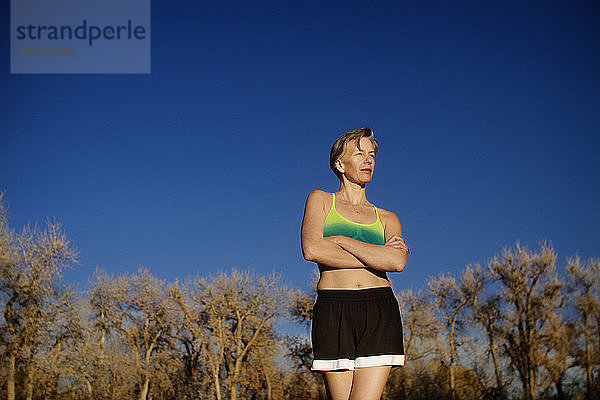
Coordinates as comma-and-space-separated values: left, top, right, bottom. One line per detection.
385, 235, 409, 254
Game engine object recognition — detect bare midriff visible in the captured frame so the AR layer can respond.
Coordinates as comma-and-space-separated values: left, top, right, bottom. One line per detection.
317, 264, 391, 290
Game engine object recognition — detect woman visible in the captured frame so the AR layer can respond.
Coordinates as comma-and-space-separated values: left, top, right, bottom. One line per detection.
301, 127, 409, 400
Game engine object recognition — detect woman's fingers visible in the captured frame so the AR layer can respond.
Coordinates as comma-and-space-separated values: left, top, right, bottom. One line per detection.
385, 235, 398, 244
386, 235, 405, 245
387, 240, 406, 249
386, 235, 409, 253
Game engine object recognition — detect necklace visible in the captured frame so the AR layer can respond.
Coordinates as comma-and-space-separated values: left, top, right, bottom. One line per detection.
345, 199, 366, 215
338, 193, 367, 215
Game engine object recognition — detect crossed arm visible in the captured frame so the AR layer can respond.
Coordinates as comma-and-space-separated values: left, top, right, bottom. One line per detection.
300, 190, 408, 272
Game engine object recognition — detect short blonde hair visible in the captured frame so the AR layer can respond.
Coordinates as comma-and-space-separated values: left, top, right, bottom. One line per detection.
329, 127, 379, 179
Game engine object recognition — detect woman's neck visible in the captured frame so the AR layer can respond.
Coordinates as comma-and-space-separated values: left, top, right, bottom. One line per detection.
337, 180, 367, 205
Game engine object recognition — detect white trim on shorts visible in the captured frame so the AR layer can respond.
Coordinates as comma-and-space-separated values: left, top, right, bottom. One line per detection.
311, 354, 405, 371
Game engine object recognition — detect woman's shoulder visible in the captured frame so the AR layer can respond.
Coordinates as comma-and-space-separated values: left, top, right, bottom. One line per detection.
308, 189, 330, 196
375, 205, 401, 225
377, 207, 404, 236
307, 189, 334, 200
306, 190, 333, 213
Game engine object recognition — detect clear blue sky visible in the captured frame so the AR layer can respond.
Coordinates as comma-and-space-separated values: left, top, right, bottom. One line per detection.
1, 1, 599, 296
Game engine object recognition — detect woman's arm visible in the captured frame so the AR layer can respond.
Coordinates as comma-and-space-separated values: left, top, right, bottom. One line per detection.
301, 190, 366, 269
327, 210, 408, 272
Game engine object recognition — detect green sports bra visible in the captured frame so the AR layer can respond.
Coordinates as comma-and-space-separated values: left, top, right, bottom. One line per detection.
323, 192, 385, 245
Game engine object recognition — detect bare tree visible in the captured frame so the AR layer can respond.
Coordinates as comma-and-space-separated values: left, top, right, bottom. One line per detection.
0, 193, 78, 400
284, 273, 326, 400
118, 268, 174, 400
385, 288, 444, 400
167, 279, 214, 399
460, 264, 506, 398
283, 335, 326, 400
566, 255, 600, 399
192, 268, 295, 400
87, 267, 174, 400
538, 308, 573, 400
397, 288, 441, 361
429, 272, 470, 400
489, 240, 563, 400
86, 269, 142, 399
37, 286, 86, 398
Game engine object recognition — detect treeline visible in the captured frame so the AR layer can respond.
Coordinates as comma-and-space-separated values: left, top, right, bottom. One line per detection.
390, 243, 599, 400
0, 194, 599, 400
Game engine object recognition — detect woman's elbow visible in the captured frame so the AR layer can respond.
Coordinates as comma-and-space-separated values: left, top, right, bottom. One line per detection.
388, 262, 405, 272
302, 237, 330, 262
390, 251, 407, 272
393, 263, 406, 272
302, 243, 317, 262
303, 250, 315, 262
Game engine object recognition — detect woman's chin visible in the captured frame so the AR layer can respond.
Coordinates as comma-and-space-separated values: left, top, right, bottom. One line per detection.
345, 175, 373, 185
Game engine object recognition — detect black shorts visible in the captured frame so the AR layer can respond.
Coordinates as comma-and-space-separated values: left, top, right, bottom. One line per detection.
311, 286, 405, 371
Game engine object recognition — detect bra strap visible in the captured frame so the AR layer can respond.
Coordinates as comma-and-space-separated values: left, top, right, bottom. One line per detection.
334, 192, 380, 222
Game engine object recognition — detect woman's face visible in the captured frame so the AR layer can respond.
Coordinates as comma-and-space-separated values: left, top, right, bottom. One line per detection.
337, 137, 376, 184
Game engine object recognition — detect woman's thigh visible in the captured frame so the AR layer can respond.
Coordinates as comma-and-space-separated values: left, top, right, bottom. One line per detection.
349, 366, 391, 400
323, 366, 392, 400
323, 370, 353, 400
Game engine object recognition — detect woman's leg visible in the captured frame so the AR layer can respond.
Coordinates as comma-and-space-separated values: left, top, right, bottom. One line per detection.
322, 366, 391, 400
349, 366, 391, 400
323, 370, 353, 400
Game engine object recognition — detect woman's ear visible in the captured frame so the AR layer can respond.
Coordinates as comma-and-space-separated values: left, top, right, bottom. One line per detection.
336, 160, 345, 174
